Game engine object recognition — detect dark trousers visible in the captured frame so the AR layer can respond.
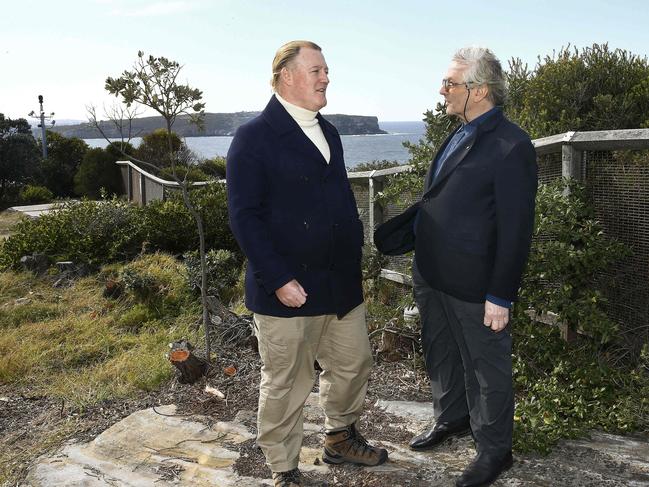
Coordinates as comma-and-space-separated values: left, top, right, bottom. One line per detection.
413, 263, 513, 455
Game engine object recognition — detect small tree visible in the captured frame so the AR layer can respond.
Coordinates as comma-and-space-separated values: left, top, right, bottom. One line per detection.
0, 114, 41, 203
74, 143, 133, 198
39, 131, 88, 196
89, 51, 216, 363
507, 43, 649, 138
135, 128, 185, 167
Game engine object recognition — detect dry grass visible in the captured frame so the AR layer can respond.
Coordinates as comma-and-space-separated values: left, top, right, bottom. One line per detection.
0, 254, 202, 408
0, 210, 26, 240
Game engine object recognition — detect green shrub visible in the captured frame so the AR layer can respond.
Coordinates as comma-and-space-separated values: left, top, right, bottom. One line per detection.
74, 145, 129, 198
184, 249, 241, 302
0, 180, 238, 269
19, 185, 53, 204
142, 183, 238, 255
38, 131, 88, 197
520, 178, 629, 342
0, 198, 144, 269
117, 253, 195, 314
134, 129, 184, 168
158, 165, 211, 182
512, 314, 648, 453
196, 157, 226, 179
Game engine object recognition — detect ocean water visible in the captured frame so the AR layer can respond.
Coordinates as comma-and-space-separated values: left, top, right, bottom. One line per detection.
84, 121, 426, 168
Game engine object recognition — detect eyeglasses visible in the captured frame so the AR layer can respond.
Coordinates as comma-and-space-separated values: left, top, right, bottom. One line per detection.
441, 78, 474, 90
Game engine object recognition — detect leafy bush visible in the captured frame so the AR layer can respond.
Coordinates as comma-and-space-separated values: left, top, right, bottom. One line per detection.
38, 131, 88, 197
196, 157, 226, 179
520, 179, 629, 342
0, 198, 144, 269
507, 44, 649, 138
184, 249, 241, 302
0, 182, 238, 268
512, 313, 648, 453
74, 144, 132, 198
135, 129, 186, 168
141, 182, 238, 255
0, 115, 41, 203
117, 253, 194, 314
158, 165, 211, 182
19, 185, 53, 204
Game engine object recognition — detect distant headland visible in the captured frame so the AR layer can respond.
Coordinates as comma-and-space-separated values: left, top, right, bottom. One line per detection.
51, 112, 387, 139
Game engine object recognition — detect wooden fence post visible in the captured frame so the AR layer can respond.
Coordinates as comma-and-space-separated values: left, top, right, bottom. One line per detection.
367, 171, 384, 244
560, 133, 583, 342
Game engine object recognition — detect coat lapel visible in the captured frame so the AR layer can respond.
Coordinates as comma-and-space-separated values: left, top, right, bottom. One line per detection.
262, 95, 331, 167
423, 109, 504, 196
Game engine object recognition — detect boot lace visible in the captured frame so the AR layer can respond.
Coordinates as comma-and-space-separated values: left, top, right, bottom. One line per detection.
273, 468, 301, 486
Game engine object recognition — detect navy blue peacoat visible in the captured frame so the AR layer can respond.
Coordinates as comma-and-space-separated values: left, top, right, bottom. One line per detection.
226, 96, 364, 319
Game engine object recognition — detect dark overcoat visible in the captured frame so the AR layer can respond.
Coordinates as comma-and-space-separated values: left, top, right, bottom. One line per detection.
375, 110, 538, 303
226, 95, 364, 318
417, 110, 538, 303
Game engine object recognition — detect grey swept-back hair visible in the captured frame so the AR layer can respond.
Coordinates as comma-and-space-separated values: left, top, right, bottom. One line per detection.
453, 46, 507, 106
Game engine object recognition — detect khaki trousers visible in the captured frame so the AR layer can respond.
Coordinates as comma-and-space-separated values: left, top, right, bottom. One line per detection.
253, 303, 372, 472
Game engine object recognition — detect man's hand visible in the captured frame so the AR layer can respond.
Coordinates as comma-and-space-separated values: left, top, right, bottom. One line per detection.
275, 279, 308, 307
483, 301, 509, 332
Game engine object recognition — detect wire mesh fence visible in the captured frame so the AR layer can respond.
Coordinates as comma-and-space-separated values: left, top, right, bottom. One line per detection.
349, 130, 649, 343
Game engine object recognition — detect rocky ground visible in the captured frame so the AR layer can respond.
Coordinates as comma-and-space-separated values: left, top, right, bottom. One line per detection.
3, 348, 649, 486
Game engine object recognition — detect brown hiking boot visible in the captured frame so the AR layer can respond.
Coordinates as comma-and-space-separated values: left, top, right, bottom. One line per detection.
323, 423, 388, 466
272, 468, 302, 487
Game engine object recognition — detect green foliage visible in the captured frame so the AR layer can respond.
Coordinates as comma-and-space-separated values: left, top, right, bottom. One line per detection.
507, 44, 649, 138
74, 143, 133, 198
158, 164, 211, 182
117, 253, 194, 314
0, 185, 237, 269
0, 114, 42, 202
0, 198, 144, 269
380, 105, 457, 204
19, 185, 53, 204
39, 131, 88, 196
105, 51, 205, 137
351, 160, 401, 172
141, 183, 237, 255
520, 179, 629, 342
512, 314, 648, 453
184, 249, 241, 302
196, 157, 227, 179
135, 129, 185, 168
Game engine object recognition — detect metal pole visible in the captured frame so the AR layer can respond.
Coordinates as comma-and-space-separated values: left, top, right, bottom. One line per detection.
39, 95, 48, 159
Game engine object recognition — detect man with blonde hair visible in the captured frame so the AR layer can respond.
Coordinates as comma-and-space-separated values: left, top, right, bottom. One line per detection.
227, 40, 388, 487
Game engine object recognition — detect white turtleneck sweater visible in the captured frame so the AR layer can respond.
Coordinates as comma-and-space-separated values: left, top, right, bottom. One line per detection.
275, 93, 331, 164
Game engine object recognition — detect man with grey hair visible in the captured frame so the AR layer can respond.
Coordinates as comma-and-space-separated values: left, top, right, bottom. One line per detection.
375, 46, 537, 487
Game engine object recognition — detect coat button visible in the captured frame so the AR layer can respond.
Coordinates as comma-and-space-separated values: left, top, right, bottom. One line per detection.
301, 263, 308, 271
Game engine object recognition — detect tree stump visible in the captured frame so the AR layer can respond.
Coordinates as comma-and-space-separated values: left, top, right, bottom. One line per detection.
168, 340, 208, 384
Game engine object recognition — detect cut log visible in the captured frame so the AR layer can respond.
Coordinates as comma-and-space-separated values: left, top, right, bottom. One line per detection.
168, 340, 208, 384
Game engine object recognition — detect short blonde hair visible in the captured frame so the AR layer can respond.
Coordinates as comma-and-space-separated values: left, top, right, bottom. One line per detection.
271, 40, 322, 90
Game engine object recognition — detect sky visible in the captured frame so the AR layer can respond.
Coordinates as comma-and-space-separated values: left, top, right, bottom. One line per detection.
1, 0, 648, 123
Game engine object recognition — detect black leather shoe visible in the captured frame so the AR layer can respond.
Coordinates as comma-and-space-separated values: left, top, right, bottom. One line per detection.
456, 451, 513, 487
409, 416, 471, 450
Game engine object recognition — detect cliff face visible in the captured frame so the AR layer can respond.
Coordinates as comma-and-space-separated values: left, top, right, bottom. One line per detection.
52, 112, 386, 138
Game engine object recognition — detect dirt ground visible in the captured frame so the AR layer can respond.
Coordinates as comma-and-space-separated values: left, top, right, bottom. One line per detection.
3, 342, 648, 487
0, 343, 431, 487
